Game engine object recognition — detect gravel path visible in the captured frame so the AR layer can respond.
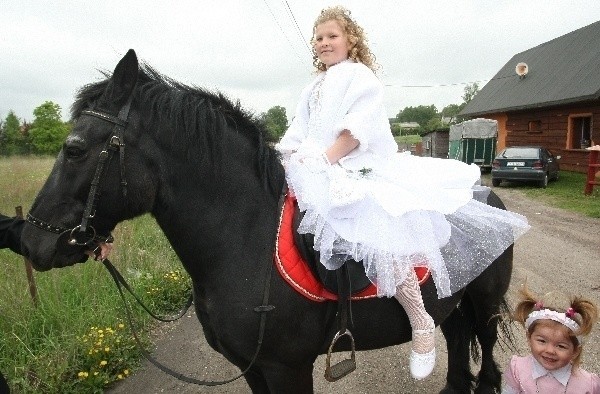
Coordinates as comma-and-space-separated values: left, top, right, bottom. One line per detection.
107, 185, 600, 393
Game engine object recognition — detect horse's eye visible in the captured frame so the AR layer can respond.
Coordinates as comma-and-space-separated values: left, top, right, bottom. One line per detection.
64, 145, 85, 159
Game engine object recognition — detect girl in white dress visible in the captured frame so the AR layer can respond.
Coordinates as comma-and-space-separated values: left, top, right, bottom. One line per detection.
276, 6, 529, 380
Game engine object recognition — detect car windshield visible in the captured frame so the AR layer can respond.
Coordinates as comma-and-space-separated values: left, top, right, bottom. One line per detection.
501, 148, 539, 159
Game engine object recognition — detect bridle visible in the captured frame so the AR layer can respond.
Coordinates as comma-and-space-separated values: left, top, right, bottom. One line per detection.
25, 90, 277, 387
26, 95, 132, 250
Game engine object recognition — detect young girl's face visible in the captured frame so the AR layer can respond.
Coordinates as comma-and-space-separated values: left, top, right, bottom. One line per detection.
313, 20, 351, 69
527, 322, 579, 371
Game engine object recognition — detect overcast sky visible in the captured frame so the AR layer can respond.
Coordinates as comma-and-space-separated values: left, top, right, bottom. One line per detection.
2, 1, 600, 123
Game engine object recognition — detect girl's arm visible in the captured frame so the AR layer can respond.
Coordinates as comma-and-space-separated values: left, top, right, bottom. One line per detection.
324, 130, 359, 164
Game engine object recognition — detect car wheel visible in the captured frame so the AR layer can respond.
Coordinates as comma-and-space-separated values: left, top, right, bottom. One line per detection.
492, 179, 501, 187
538, 174, 548, 188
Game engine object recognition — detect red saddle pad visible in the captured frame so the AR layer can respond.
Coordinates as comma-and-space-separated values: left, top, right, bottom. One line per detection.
274, 194, 430, 302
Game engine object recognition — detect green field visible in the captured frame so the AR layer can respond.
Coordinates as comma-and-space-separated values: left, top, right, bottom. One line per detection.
0, 156, 190, 393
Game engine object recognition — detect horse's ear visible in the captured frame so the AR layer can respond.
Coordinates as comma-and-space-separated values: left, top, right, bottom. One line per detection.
103, 49, 138, 108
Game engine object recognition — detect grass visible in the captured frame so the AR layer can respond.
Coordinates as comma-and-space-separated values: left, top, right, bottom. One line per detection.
482, 170, 600, 218
0, 156, 191, 393
394, 134, 422, 145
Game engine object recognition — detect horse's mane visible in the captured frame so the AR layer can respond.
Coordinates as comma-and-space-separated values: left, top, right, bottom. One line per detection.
71, 62, 285, 196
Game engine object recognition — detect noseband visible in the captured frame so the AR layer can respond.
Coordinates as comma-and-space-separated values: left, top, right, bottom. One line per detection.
27, 94, 133, 250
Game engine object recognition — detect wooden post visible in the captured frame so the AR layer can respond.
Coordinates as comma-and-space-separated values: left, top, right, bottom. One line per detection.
584, 149, 600, 196
15, 206, 38, 307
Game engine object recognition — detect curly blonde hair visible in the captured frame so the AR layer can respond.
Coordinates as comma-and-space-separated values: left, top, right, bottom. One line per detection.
311, 6, 378, 73
512, 284, 599, 369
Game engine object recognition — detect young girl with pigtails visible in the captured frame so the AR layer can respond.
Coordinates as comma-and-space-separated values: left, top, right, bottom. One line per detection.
502, 285, 599, 393
277, 6, 530, 380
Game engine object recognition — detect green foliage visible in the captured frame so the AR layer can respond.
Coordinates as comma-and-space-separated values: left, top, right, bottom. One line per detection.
462, 82, 480, 104
29, 101, 70, 155
0, 111, 30, 155
390, 123, 402, 136
72, 323, 138, 392
396, 105, 438, 127
0, 156, 193, 393
482, 171, 599, 218
440, 103, 466, 124
260, 106, 288, 141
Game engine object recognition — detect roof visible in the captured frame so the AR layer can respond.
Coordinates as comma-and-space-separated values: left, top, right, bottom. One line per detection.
461, 20, 600, 117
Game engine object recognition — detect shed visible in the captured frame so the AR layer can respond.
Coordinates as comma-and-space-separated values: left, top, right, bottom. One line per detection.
421, 128, 449, 158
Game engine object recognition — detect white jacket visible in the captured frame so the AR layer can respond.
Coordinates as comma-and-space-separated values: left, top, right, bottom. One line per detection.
277, 60, 398, 171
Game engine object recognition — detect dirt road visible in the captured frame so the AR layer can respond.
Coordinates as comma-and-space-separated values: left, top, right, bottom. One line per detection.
107, 186, 600, 393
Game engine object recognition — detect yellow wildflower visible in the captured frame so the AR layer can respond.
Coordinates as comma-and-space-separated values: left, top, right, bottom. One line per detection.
100, 360, 108, 366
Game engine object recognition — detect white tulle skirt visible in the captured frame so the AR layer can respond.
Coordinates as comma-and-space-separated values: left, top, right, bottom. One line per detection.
286, 152, 530, 298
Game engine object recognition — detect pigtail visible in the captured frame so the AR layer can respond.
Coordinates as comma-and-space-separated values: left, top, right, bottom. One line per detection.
570, 296, 599, 337
511, 284, 539, 326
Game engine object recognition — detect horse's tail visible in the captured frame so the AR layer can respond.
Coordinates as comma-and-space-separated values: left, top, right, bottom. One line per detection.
441, 292, 518, 392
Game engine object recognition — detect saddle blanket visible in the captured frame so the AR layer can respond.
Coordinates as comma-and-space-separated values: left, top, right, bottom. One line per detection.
274, 193, 430, 302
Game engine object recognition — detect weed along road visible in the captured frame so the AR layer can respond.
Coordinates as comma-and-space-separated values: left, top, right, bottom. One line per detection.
107, 186, 600, 393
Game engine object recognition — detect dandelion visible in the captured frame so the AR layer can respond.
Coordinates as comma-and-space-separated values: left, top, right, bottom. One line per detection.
100, 360, 108, 367
104, 347, 110, 352
124, 369, 129, 375
118, 323, 125, 329
117, 374, 124, 379
97, 329, 103, 334
77, 371, 89, 379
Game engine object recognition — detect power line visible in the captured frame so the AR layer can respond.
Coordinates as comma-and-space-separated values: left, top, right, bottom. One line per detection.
262, 0, 306, 65
384, 74, 516, 89
282, 0, 312, 56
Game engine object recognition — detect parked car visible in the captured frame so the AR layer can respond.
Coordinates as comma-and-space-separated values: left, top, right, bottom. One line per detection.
491, 146, 560, 188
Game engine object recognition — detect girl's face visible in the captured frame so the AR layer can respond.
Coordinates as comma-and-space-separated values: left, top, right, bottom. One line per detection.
527, 322, 579, 371
313, 20, 351, 69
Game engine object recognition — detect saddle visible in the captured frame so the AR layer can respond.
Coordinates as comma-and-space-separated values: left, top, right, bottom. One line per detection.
291, 201, 372, 296
274, 193, 431, 382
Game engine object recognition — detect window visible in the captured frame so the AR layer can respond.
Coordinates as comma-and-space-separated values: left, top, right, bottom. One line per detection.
568, 115, 592, 149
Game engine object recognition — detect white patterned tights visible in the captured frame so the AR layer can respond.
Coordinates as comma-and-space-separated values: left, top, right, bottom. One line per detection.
393, 269, 435, 354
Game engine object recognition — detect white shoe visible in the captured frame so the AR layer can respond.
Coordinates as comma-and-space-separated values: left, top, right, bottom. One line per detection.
409, 327, 436, 380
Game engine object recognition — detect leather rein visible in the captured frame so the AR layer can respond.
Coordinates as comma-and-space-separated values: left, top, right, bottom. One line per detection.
25, 94, 277, 386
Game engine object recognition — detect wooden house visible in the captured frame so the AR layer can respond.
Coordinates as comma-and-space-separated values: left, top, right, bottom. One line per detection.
460, 20, 600, 172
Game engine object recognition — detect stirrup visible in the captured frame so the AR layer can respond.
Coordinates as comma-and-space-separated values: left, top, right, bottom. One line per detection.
324, 329, 356, 382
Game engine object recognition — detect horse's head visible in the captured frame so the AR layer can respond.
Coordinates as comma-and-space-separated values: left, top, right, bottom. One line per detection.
22, 49, 158, 270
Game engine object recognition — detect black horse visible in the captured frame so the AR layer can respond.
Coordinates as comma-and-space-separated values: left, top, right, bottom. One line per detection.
21, 49, 514, 393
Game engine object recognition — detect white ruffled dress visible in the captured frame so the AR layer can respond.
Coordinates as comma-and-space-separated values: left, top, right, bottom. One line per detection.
277, 60, 530, 298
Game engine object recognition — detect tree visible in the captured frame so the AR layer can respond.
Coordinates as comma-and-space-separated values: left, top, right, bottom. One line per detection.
29, 101, 70, 155
440, 103, 463, 124
0, 111, 31, 155
260, 106, 288, 141
396, 105, 438, 128
462, 82, 480, 104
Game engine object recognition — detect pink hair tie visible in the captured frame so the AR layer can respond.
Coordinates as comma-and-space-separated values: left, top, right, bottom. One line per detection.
565, 307, 575, 318
534, 301, 544, 310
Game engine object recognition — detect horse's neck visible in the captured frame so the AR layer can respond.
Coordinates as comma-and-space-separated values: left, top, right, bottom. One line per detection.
152, 159, 281, 281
